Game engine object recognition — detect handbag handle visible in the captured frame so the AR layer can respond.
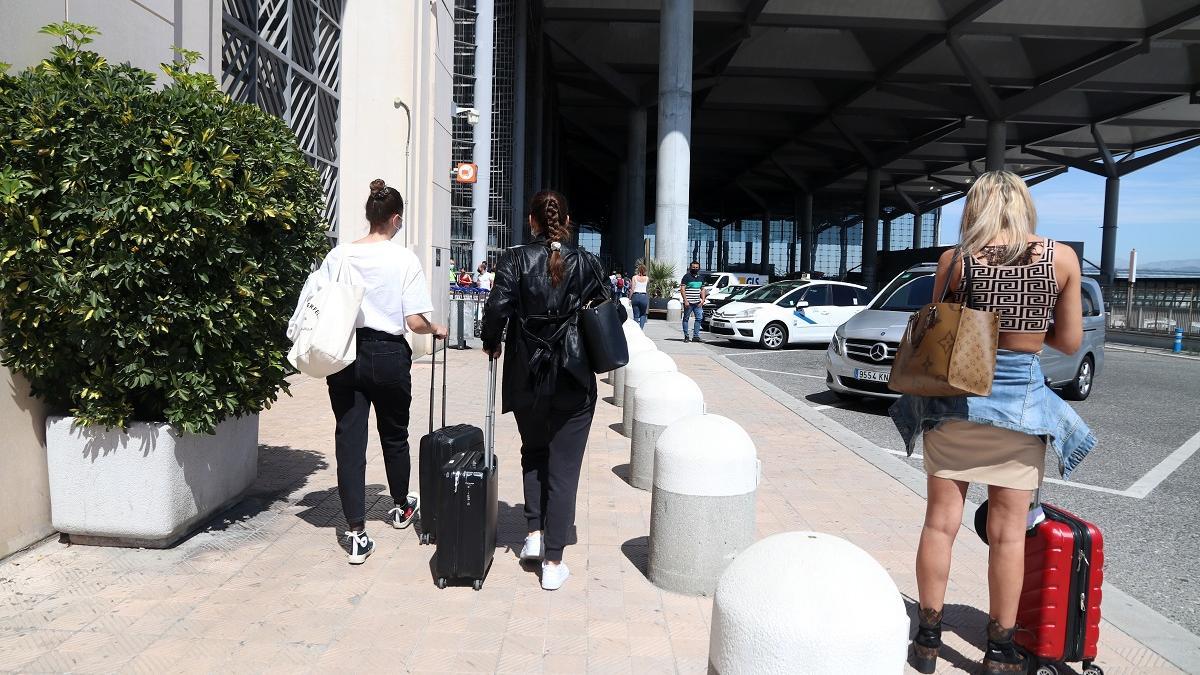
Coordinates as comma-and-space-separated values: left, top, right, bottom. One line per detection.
936, 246, 974, 308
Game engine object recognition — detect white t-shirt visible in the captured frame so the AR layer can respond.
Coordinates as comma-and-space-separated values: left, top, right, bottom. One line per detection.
318, 241, 434, 335
477, 271, 495, 290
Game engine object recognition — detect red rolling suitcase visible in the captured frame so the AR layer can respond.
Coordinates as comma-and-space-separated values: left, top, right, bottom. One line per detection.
1017, 502, 1104, 675
417, 339, 485, 545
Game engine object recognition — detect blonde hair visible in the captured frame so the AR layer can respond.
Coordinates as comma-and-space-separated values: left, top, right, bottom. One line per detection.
958, 170, 1037, 264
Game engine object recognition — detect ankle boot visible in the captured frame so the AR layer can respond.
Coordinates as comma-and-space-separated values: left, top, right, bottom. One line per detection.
982, 619, 1029, 674
909, 607, 942, 674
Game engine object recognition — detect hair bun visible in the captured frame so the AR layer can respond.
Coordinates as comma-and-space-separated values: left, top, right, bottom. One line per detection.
369, 178, 387, 194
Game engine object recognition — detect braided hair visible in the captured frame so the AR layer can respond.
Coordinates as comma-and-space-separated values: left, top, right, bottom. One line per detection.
529, 190, 573, 287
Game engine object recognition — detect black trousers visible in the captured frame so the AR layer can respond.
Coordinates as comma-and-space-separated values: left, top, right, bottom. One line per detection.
513, 380, 596, 562
326, 329, 414, 527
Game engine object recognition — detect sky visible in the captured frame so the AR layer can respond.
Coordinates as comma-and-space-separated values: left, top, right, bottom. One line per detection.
937, 147, 1200, 267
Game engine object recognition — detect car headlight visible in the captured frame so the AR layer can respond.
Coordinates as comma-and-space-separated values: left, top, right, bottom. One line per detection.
831, 333, 845, 356
731, 307, 761, 319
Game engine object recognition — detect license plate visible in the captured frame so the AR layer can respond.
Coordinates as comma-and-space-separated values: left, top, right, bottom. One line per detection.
854, 368, 890, 382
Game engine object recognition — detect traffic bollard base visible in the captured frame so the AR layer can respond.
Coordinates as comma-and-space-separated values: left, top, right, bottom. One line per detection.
647, 488, 757, 596
630, 420, 666, 491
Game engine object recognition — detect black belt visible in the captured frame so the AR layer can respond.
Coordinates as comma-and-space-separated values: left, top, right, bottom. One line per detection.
356, 327, 408, 343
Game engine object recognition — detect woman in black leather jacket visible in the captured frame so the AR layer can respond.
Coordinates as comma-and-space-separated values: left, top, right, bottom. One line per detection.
480, 190, 612, 591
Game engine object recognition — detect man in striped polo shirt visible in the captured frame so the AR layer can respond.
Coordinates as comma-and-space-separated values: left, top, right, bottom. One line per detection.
679, 261, 707, 342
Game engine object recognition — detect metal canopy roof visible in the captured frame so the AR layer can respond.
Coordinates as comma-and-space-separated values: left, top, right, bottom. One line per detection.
541, 0, 1200, 221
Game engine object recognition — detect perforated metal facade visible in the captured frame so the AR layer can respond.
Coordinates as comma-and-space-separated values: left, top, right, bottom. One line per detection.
221, 0, 342, 237
451, 1, 478, 270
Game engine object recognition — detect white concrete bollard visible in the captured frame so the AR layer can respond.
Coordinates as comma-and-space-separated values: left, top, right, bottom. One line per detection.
667, 298, 682, 323
608, 314, 638, 384
648, 414, 757, 595
614, 329, 656, 408
630, 372, 703, 491
708, 532, 909, 675
622, 351, 676, 436
619, 296, 633, 315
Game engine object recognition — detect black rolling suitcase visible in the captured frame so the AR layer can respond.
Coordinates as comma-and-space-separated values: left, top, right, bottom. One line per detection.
432, 357, 499, 590
417, 339, 484, 545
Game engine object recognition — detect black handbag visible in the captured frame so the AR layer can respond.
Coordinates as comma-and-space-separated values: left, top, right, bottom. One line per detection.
578, 258, 630, 373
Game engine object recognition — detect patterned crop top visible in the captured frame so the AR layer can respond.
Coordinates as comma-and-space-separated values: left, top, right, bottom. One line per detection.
948, 239, 1059, 333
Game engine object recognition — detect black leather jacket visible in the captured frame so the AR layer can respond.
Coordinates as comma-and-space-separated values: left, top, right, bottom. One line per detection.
481, 237, 613, 412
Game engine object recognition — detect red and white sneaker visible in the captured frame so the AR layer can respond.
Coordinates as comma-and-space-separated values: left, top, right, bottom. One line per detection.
388, 493, 420, 529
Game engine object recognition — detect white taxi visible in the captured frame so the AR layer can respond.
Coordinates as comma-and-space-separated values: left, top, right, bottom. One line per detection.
708, 280, 872, 349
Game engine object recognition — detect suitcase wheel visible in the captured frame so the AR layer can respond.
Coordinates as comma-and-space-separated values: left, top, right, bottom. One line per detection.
1035, 664, 1060, 675
419, 533, 430, 545
472, 579, 483, 591
435, 577, 447, 589
1082, 663, 1103, 675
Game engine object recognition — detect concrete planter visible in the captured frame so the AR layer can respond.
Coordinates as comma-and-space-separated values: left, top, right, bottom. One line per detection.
46, 415, 259, 548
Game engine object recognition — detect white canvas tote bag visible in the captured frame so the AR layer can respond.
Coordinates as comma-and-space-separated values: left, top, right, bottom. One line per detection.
287, 256, 364, 377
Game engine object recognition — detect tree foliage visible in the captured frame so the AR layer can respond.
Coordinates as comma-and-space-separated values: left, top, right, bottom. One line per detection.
0, 24, 329, 434
645, 259, 678, 299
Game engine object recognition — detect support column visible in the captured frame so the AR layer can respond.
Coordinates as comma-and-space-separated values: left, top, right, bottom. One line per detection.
654, 0, 693, 277
472, 0, 495, 268
510, 0, 528, 245
760, 214, 771, 276
882, 215, 892, 253
799, 192, 813, 273
626, 107, 648, 272
985, 120, 1006, 171
613, 162, 629, 269
715, 222, 726, 270
862, 168, 880, 291
531, 38, 545, 192
1101, 176, 1120, 288
839, 222, 848, 279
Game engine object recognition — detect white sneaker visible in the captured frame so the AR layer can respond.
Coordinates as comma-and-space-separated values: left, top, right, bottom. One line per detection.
520, 533, 544, 562
541, 562, 570, 591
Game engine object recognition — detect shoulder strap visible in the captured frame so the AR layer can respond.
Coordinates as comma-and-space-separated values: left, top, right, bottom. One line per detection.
938, 247, 964, 304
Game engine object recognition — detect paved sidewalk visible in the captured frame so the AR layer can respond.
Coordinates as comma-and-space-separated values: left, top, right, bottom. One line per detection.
0, 322, 1185, 673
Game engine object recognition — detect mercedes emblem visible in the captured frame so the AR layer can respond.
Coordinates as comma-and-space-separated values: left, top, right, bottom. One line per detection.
870, 342, 889, 362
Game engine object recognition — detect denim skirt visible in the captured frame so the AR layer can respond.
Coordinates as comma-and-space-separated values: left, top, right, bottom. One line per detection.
889, 350, 1097, 480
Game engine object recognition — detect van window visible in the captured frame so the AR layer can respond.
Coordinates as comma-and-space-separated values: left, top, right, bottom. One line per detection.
1082, 287, 1102, 317
831, 285, 859, 306
801, 285, 830, 306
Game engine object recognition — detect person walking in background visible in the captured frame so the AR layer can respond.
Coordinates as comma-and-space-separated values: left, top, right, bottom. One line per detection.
889, 171, 1095, 674
629, 264, 650, 329
317, 179, 448, 564
480, 190, 616, 591
679, 261, 706, 342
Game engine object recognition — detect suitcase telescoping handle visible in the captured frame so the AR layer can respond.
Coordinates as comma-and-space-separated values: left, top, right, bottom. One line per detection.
428, 336, 448, 435
485, 356, 498, 471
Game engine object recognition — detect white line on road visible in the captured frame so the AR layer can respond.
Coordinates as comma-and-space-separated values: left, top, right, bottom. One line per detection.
743, 367, 825, 380
1125, 428, 1200, 498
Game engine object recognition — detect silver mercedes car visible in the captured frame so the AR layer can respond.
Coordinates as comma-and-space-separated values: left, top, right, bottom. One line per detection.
825, 263, 1105, 401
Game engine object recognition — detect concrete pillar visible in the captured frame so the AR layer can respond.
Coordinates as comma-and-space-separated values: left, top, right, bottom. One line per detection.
881, 215, 892, 253
744, 240, 752, 266
614, 324, 656, 408
649, 414, 758, 595
631, 372, 704, 490
510, 0, 528, 245
862, 168, 880, 291
759, 214, 771, 276
471, 0, 495, 269
614, 162, 629, 270
799, 192, 813, 273
623, 351, 678, 437
986, 119, 1006, 171
708, 532, 908, 673
839, 222, 848, 279
654, 0, 693, 277
912, 211, 923, 250
1101, 176, 1120, 288
715, 223, 726, 270
626, 107, 648, 272
531, 43, 545, 191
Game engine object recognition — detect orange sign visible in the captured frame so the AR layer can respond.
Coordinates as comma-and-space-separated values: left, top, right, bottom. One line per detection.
455, 163, 478, 184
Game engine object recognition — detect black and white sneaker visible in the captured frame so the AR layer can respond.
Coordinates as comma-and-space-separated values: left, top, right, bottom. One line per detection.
692, 335, 703, 343
683, 335, 691, 343
388, 493, 420, 529
343, 530, 375, 565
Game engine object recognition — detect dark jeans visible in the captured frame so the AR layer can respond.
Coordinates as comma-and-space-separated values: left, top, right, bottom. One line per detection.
631, 292, 649, 329
513, 380, 596, 562
326, 329, 414, 527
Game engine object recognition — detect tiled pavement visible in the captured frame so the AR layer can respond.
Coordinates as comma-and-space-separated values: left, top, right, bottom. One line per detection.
0, 323, 1185, 674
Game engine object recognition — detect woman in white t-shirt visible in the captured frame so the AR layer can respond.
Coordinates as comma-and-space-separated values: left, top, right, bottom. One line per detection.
318, 179, 447, 564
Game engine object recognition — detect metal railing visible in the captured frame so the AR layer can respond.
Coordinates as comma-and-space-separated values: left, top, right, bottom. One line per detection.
448, 287, 490, 349
1103, 287, 1200, 336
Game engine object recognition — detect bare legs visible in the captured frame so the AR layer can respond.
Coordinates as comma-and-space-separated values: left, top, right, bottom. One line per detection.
915, 476, 1033, 626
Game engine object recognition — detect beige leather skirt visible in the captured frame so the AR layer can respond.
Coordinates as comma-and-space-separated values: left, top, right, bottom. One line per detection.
922, 420, 1046, 490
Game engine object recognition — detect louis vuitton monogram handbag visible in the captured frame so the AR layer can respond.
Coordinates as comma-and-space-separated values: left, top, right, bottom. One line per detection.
888, 248, 999, 397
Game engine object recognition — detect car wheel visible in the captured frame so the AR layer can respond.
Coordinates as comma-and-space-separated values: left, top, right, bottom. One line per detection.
759, 322, 788, 350
1061, 354, 1094, 401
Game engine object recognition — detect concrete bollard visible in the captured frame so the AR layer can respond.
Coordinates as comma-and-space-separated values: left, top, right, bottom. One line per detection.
614, 328, 656, 408
648, 414, 757, 595
619, 296, 633, 316
622, 351, 677, 436
667, 298, 682, 323
708, 532, 908, 675
630, 372, 703, 490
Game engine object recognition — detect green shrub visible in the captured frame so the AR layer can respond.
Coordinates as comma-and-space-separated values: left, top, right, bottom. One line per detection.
646, 259, 677, 299
0, 23, 329, 434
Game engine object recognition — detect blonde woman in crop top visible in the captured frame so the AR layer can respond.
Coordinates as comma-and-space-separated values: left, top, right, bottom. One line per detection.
890, 171, 1096, 674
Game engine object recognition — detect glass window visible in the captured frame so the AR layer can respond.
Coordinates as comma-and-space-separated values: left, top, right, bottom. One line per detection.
777, 289, 805, 308
739, 282, 806, 304
856, 289, 873, 305
1081, 289, 1097, 317
873, 273, 936, 311
802, 285, 830, 306
831, 285, 860, 306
